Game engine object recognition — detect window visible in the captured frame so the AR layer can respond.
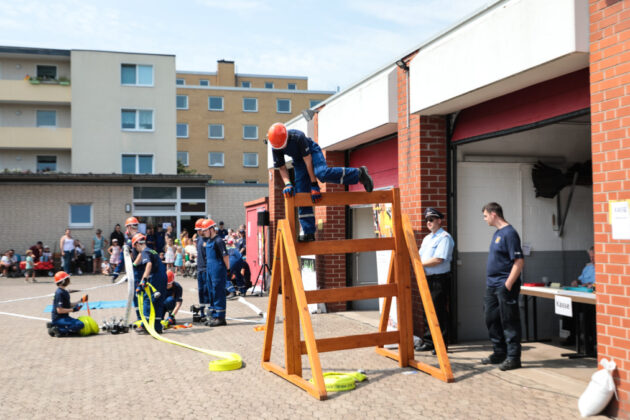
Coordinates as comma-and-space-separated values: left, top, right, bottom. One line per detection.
241, 81, 251, 88
176, 78, 185, 85
181, 187, 205, 199
211, 180, 225, 184
122, 154, 153, 174
209, 96, 224, 111
121, 109, 153, 131
177, 123, 188, 138
243, 125, 258, 140
177, 151, 189, 166
208, 124, 224, 139
287, 83, 297, 90
199, 79, 209, 86
176, 95, 188, 109
36, 110, 56, 127
69, 204, 92, 228
309, 99, 321, 108
121, 64, 153, 86
276, 99, 291, 113
133, 186, 176, 199
243, 152, 258, 167
264, 82, 274, 89
36, 65, 57, 79
242, 97, 258, 112
208, 152, 224, 167
37, 155, 56, 172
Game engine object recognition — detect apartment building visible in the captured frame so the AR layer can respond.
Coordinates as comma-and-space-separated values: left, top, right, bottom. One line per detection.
175, 60, 334, 183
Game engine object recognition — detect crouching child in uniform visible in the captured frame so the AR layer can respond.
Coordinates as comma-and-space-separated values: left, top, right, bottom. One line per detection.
163, 270, 183, 327
133, 233, 168, 334
48, 271, 84, 337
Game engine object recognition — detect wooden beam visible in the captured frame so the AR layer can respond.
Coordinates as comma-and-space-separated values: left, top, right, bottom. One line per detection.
300, 331, 400, 354
293, 190, 393, 207
262, 361, 326, 400
305, 283, 398, 304
262, 232, 282, 363
296, 237, 395, 255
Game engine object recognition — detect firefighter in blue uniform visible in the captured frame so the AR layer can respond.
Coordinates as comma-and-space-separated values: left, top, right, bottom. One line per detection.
48, 271, 84, 337
133, 233, 168, 334
194, 218, 210, 321
201, 219, 230, 326
267, 123, 374, 241
227, 239, 247, 295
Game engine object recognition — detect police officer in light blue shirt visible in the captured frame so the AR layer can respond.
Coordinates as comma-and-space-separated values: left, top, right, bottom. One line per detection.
415, 207, 454, 353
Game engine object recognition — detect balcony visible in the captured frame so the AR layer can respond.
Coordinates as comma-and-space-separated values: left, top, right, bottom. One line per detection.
0, 126, 72, 149
0, 79, 71, 105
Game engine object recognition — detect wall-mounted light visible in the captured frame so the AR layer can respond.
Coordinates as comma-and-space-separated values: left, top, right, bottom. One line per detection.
301, 109, 316, 121
125, 203, 131, 213
395, 59, 409, 71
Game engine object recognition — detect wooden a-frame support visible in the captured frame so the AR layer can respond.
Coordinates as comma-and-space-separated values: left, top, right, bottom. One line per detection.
261, 189, 453, 400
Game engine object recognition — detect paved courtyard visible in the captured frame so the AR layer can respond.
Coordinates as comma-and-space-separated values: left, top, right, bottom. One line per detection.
0, 274, 606, 419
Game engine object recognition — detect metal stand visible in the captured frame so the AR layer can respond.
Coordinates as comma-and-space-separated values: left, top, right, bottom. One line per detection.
250, 225, 271, 296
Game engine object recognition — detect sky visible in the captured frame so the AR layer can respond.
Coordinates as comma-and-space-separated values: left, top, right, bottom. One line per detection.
0, 0, 491, 92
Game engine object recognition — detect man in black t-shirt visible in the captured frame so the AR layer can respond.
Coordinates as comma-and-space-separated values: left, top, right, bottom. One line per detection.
481, 202, 524, 371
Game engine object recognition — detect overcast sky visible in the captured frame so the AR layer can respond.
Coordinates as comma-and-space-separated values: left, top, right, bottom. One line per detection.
0, 0, 491, 91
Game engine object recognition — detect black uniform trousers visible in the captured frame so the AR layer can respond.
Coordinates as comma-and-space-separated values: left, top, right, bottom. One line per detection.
422, 272, 451, 348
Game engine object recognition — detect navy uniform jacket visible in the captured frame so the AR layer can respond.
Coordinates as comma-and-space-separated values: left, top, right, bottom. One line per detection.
51, 288, 71, 322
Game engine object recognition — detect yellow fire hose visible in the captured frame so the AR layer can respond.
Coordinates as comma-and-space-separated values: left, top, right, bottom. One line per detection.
137, 282, 242, 371
308, 371, 368, 392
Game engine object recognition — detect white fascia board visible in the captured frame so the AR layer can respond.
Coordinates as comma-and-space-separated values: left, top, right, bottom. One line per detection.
409, 0, 589, 115
318, 66, 397, 150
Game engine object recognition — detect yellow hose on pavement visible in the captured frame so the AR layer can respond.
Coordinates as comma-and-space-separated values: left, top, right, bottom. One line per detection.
137, 283, 242, 371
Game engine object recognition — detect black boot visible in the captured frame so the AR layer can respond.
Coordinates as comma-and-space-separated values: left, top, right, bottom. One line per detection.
359, 166, 374, 192
298, 233, 315, 242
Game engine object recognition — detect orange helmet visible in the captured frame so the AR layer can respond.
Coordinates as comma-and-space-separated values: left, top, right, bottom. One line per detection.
131, 233, 146, 246
267, 123, 288, 149
201, 219, 216, 230
54, 271, 70, 284
125, 217, 139, 227
194, 218, 206, 230
167, 270, 175, 284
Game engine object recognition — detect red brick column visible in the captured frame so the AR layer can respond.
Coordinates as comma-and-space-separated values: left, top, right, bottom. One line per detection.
590, 1, 630, 417
268, 168, 285, 272
397, 59, 449, 336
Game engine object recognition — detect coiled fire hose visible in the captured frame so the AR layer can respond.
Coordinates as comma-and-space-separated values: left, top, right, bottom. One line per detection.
137, 282, 242, 372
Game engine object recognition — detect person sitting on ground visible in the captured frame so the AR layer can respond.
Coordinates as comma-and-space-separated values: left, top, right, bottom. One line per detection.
101, 260, 111, 275
267, 122, 374, 242
163, 270, 183, 326
24, 249, 36, 283
48, 271, 84, 337
5, 250, 20, 277
226, 239, 247, 296
41, 245, 52, 263
1, 250, 14, 277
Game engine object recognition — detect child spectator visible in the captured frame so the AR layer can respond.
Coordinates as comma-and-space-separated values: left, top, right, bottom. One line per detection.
101, 260, 111, 275
108, 239, 122, 276
24, 250, 36, 283
174, 244, 184, 275
164, 238, 175, 270
48, 271, 84, 337
41, 245, 52, 262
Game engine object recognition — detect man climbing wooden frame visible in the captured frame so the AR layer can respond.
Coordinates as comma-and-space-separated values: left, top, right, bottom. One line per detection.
261, 189, 453, 400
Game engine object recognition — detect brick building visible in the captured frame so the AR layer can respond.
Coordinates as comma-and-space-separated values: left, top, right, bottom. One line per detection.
265, 0, 630, 416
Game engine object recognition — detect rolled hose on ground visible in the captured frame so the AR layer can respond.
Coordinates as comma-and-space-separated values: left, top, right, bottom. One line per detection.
308, 371, 368, 392
78, 315, 99, 336
137, 283, 242, 372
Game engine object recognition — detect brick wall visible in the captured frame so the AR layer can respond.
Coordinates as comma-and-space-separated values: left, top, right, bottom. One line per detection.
589, 0, 630, 417
268, 168, 285, 268
397, 60, 449, 336
0, 184, 129, 258
206, 184, 269, 229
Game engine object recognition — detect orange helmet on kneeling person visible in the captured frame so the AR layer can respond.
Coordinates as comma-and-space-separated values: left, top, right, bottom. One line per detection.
267, 123, 288, 149
167, 270, 175, 284
131, 233, 146, 247
54, 271, 70, 284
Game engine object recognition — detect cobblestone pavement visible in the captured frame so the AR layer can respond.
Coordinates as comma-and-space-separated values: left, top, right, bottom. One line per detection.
0, 274, 606, 419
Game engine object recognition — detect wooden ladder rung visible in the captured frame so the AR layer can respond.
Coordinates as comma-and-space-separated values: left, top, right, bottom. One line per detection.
300, 331, 400, 354
293, 190, 394, 207
305, 283, 397, 304
296, 237, 395, 255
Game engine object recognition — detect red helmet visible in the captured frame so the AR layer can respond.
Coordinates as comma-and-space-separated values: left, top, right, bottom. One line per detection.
131, 233, 146, 246
267, 123, 288, 149
194, 218, 206, 230
201, 219, 216, 231
125, 217, 139, 227
54, 271, 70, 284
167, 270, 175, 284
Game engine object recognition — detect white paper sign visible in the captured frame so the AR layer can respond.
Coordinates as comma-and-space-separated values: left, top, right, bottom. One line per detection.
610, 200, 630, 240
554, 295, 573, 317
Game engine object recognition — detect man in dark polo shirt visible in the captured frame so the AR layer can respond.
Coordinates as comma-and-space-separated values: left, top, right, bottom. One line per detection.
481, 202, 524, 371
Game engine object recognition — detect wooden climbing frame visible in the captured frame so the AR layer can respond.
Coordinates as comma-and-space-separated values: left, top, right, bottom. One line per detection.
261, 189, 453, 400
